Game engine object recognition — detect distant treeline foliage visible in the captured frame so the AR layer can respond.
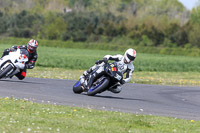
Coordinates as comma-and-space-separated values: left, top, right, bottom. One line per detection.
0, 0, 200, 48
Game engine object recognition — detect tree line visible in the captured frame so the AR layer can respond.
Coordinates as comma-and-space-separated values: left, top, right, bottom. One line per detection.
0, 0, 200, 48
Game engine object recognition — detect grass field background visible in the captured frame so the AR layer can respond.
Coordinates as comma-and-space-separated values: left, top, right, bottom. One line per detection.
37, 47, 200, 72
0, 44, 200, 72
1, 37, 200, 57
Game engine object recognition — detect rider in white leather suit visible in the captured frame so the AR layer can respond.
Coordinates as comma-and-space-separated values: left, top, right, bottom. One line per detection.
80, 48, 136, 93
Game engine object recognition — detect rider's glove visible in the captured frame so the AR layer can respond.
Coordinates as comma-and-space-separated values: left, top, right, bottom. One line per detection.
103, 55, 111, 60
120, 79, 125, 85
95, 60, 101, 64
26, 64, 34, 69
9, 46, 16, 52
95, 58, 108, 65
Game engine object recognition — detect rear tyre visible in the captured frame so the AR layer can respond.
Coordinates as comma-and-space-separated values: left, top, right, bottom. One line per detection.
0, 64, 14, 79
73, 81, 83, 94
87, 77, 110, 96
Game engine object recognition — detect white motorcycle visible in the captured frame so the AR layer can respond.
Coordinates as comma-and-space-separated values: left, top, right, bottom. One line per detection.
0, 48, 29, 79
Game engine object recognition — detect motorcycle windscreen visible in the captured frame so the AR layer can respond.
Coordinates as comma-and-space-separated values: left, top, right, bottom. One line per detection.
20, 49, 29, 59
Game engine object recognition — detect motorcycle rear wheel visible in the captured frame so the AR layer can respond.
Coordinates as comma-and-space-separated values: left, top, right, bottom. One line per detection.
87, 77, 110, 96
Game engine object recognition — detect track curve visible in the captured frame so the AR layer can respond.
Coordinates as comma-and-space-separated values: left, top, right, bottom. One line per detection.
0, 77, 200, 120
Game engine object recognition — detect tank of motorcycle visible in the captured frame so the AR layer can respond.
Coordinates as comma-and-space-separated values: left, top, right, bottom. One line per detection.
108, 62, 123, 81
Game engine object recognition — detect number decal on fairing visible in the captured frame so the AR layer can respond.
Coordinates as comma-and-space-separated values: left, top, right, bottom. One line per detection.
115, 73, 122, 80
118, 63, 125, 71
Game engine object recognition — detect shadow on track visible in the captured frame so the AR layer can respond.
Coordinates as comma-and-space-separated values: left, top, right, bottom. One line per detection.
80, 94, 160, 104
94, 95, 147, 101
81, 93, 147, 101
0, 79, 45, 84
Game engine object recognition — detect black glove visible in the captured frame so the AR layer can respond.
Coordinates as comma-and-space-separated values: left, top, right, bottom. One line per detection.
95, 58, 108, 64
10, 47, 15, 52
26, 64, 34, 69
95, 60, 102, 64
120, 79, 125, 85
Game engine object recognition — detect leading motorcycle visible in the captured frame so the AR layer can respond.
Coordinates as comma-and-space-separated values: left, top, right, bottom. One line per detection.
73, 61, 123, 96
0, 48, 29, 79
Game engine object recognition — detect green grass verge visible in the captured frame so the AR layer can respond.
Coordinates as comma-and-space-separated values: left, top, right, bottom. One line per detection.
0, 97, 199, 133
28, 67, 200, 86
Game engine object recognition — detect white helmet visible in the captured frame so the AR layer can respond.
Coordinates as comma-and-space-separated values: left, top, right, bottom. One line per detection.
124, 48, 136, 64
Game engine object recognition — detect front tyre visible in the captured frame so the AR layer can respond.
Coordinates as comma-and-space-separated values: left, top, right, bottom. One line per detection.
0, 64, 14, 79
87, 77, 110, 96
73, 81, 83, 94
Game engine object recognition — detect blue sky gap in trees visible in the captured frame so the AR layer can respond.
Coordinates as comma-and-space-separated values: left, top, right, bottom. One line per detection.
178, 0, 198, 10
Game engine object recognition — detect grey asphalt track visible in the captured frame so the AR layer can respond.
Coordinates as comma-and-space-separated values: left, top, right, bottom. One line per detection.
0, 77, 200, 120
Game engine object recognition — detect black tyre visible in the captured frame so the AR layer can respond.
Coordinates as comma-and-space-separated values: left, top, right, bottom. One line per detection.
0, 64, 14, 79
73, 81, 83, 94
87, 77, 110, 96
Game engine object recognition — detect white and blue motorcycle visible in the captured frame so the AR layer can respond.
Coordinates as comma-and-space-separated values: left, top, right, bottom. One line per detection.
73, 61, 123, 96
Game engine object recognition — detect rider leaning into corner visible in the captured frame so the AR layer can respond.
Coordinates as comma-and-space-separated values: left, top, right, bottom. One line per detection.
1, 39, 38, 80
80, 48, 136, 93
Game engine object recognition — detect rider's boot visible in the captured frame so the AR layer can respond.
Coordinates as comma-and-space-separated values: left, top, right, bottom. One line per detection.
79, 75, 88, 91
80, 66, 96, 90
9, 75, 14, 79
80, 75, 85, 84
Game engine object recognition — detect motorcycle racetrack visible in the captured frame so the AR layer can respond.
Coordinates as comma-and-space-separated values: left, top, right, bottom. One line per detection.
0, 77, 200, 121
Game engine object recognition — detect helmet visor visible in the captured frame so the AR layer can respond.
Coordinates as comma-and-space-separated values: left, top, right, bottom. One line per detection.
28, 45, 37, 52
126, 53, 135, 61
124, 58, 131, 64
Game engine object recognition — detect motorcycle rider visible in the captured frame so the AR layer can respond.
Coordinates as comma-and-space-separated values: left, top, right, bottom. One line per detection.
1, 39, 38, 80
80, 48, 136, 93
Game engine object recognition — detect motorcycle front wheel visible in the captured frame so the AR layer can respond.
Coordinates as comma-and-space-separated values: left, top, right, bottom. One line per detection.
0, 63, 14, 79
73, 81, 83, 94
